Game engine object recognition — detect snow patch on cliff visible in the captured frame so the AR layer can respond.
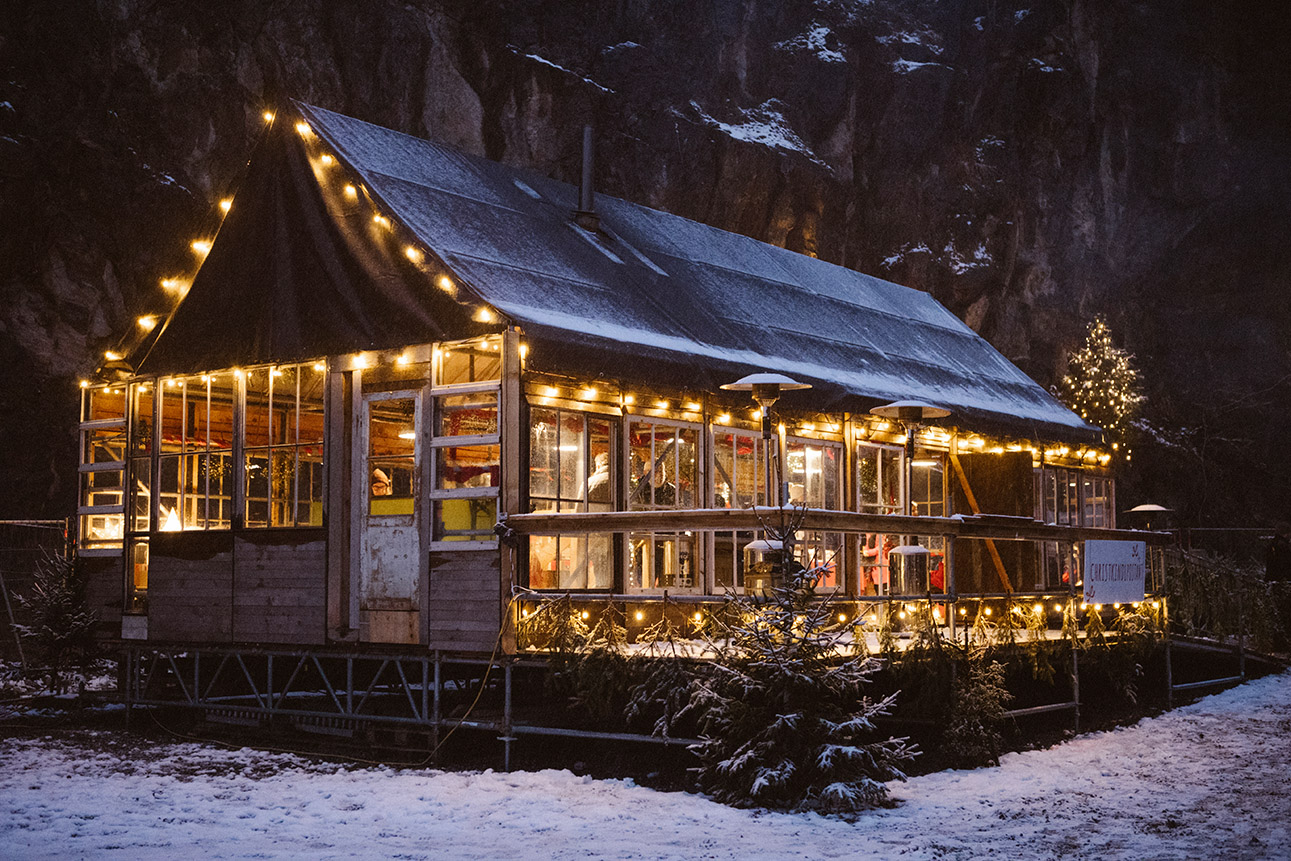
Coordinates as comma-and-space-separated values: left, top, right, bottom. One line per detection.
688, 100, 824, 164
892, 59, 951, 74
944, 241, 993, 274
775, 24, 846, 63
514, 50, 614, 94
877, 31, 944, 56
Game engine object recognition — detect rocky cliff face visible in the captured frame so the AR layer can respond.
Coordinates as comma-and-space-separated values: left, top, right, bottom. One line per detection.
1, 0, 1287, 525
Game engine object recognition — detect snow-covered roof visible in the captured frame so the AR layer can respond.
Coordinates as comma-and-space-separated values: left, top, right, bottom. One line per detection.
141, 102, 1097, 441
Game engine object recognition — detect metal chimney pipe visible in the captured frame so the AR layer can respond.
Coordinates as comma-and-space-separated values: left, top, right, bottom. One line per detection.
575, 125, 599, 230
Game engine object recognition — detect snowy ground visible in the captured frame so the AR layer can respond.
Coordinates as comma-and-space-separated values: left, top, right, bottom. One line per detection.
2, 673, 1290, 860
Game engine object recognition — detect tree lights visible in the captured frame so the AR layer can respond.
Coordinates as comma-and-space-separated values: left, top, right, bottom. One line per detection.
1057, 317, 1142, 458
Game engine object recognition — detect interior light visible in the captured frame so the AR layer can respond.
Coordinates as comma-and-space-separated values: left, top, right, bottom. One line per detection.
161, 507, 182, 532
398, 430, 416, 440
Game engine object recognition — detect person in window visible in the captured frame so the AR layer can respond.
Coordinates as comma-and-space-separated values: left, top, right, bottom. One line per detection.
586, 452, 611, 504
371, 468, 392, 497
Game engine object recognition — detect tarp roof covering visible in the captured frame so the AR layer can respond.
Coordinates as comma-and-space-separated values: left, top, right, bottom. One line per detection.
139, 101, 1098, 442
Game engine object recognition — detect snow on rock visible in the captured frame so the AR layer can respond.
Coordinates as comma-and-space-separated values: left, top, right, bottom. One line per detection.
1029, 58, 1064, 73
512, 48, 614, 94
774, 24, 846, 63
3, 673, 1290, 859
876, 31, 944, 56
687, 99, 823, 164
943, 240, 993, 274
891, 59, 951, 75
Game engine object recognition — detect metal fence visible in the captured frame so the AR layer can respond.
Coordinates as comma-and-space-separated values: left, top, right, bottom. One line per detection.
0, 520, 70, 667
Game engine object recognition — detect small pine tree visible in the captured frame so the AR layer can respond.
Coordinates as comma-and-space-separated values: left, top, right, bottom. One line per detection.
674, 565, 918, 814
1057, 316, 1143, 454
942, 649, 1012, 768
15, 553, 97, 694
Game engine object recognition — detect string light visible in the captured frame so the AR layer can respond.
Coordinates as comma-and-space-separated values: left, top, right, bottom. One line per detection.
137, 316, 157, 332
219, 198, 232, 214
404, 246, 423, 264
263, 111, 275, 123
295, 121, 312, 136
191, 240, 212, 256
344, 184, 358, 199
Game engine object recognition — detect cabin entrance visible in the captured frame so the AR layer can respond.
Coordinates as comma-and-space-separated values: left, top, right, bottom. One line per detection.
358, 389, 425, 643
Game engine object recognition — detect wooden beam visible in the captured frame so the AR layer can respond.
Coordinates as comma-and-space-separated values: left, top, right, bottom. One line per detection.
949, 452, 1013, 594
503, 507, 1169, 545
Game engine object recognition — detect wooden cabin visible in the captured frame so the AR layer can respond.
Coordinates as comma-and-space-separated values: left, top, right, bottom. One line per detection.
77, 102, 1133, 659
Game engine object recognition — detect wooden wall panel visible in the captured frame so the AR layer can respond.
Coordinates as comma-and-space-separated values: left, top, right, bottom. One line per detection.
233, 533, 327, 645
149, 533, 234, 642
427, 549, 500, 652
80, 555, 123, 635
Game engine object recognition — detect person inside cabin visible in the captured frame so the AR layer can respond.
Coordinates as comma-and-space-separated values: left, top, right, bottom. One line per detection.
586, 452, 611, 504
371, 468, 392, 497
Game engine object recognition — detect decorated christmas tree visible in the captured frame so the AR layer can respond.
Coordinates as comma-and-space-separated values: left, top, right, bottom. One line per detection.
1057, 316, 1142, 456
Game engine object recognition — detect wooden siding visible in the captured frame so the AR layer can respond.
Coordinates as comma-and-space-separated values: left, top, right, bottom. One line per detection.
233, 532, 327, 644
80, 555, 123, 634
149, 532, 234, 642
428, 549, 500, 652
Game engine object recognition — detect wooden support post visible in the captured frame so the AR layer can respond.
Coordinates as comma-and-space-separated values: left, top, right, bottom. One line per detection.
502, 660, 514, 772
499, 328, 523, 655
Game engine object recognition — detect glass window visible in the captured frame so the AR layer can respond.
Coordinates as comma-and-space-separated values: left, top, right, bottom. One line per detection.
78, 385, 127, 550
368, 397, 416, 517
527, 408, 614, 590
245, 363, 325, 527
712, 428, 766, 590
627, 419, 699, 592
156, 374, 235, 531
786, 438, 843, 589
858, 442, 903, 594
437, 336, 502, 385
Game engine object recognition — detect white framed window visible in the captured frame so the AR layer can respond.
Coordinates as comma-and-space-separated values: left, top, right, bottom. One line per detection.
429, 336, 502, 547
527, 407, 616, 590
626, 416, 701, 592
78, 385, 127, 553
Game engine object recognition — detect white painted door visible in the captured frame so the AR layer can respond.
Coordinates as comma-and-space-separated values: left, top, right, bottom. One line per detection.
358, 391, 422, 643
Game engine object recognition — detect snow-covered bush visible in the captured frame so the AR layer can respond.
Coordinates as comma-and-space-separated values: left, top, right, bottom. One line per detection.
640, 564, 917, 814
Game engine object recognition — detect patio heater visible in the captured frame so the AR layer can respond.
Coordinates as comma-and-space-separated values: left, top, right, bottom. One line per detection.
721, 372, 811, 506
868, 400, 951, 516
